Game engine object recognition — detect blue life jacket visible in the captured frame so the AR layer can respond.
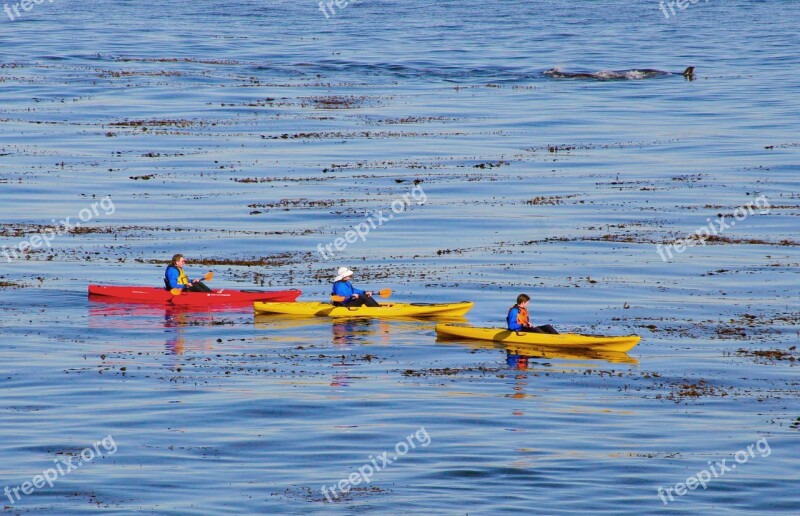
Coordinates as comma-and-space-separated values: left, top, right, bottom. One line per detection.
164, 265, 188, 290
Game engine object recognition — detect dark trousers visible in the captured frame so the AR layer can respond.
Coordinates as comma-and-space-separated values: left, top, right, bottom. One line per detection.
518, 324, 559, 334
341, 295, 380, 307
186, 281, 213, 292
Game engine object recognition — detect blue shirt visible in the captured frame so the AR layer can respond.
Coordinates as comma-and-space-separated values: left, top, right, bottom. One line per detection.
507, 306, 527, 331
164, 265, 190, 290
331, 280, 365, 304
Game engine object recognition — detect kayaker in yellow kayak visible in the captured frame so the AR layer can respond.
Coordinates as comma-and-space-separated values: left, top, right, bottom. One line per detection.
507, 294, 559, 334
331, 267, 380, 307
164, 254, 212, 292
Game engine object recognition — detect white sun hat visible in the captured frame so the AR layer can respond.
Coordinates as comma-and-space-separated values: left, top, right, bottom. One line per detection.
334, 267, 355, 282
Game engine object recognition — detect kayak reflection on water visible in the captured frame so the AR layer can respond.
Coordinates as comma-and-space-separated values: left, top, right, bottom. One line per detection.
164, 307, 187, 355
506, 352, 530, 370
331, 318, 391, 347
331, 318, 373, 347
166, 335, 185, 355
87, 300, 216, 357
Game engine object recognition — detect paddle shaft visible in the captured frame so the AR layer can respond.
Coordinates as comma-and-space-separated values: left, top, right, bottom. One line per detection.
331, 288, 391, 303
170, 271, 214, 295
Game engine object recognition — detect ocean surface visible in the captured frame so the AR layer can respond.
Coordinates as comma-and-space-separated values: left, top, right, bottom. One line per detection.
1, 0, 799, 513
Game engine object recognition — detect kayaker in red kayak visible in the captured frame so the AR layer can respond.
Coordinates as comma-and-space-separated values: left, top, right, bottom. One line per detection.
507, 294, 559, 334
164, 254, 212, 292
331, 267, 380, 307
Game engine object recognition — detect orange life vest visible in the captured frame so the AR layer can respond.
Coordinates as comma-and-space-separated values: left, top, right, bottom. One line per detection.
516, 305, 529, 326
507, 304, 529, 326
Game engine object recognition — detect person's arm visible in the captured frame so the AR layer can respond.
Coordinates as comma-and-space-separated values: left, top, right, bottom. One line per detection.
333, 281, 353, 302
352, 285, 366, 297
507, 307, 522, 331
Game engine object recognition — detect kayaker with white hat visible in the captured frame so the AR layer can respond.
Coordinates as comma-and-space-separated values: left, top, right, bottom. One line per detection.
331, 267, 380, 307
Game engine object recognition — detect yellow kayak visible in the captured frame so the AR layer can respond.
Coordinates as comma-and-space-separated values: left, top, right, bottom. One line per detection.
435, 323, 641, 352
253, 301, 474, 318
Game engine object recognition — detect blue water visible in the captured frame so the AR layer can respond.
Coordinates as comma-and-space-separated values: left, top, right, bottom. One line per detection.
1, 0, 799, 513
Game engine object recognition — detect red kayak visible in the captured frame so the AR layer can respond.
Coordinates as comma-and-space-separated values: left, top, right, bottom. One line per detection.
88, 285, 301, 306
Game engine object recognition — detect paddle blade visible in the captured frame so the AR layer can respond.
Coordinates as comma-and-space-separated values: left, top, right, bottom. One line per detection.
203, 271, 214, 281
330, 295, 345, 303
170, 288, 183, 296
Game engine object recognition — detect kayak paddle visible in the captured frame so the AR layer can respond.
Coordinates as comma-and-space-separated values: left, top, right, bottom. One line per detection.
330, 288, 392, 303
170, 271, 214, 296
